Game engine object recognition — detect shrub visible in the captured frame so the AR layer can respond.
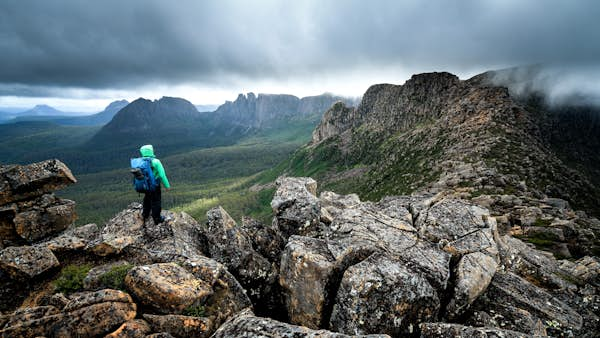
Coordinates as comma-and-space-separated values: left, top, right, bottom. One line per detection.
99, 264, 134, 290
54, 264, 92, 294
183, 305, 206, 317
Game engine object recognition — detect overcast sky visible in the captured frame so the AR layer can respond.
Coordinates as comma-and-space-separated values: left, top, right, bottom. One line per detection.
1, 0, 599, 112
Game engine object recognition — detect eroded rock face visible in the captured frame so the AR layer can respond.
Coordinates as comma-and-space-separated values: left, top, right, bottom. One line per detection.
211, 309, 391, 338
124, 263, 212, 314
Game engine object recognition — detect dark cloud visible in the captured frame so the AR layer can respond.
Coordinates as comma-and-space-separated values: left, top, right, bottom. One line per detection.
0, 0, 599, 97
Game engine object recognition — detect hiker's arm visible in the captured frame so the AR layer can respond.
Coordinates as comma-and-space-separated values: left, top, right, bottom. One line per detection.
154, 159, 171, 188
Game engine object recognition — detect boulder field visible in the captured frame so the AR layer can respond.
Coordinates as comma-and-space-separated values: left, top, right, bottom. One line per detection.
0, 160, 598, 337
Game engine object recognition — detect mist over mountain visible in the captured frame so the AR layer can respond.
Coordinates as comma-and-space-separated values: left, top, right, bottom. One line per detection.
485, 65, 600, 108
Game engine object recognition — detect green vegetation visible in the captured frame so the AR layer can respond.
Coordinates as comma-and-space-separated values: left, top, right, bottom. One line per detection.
183, 304, 206, 317
99, 264, 134, 290
533, 218, 553, 227
53, 264, 92, 294
41, 118, 316, 226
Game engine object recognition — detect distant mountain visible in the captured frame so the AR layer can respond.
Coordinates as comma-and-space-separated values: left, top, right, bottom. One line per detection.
213, 93, 355, 128
5, 100, 129, 126
20, 104, 66, 116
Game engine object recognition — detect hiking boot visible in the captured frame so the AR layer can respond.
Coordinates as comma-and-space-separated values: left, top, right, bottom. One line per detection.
154, 216, 166, 224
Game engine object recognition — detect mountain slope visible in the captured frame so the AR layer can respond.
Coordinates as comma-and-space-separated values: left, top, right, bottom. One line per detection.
271, 71, 600, 257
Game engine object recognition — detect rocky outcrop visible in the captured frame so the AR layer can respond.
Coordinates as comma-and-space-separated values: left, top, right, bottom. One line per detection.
0, 159, 77, 248
1, 156, 598, 337
271, 177, 597, 337
89, 203, 208, 262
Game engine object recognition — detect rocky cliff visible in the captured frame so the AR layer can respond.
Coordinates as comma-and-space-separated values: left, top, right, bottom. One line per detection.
0, 160, 598, 337
213, 93, 355, 128
297, 71, 600, 259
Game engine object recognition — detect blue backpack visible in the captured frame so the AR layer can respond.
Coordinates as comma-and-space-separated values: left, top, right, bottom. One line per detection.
130, 157, 158, 193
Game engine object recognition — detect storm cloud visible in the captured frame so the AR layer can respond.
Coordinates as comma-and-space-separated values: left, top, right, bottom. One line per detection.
1, 0, 600, 106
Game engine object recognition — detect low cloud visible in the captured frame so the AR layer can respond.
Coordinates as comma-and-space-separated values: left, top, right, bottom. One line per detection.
0, 0, 599, 106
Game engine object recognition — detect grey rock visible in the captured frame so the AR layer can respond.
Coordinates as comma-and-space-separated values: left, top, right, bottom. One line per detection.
420, 322, 544, 338
479, 272, 582, 331
13, 195, 76, 242
279, 236, 336, 329
0, 245, 59, 280
143, 314, 212, 338
178, 255, 252, 327
124, 263, 212, 315
206, 206, 279, 315
271, 177, 322, 238
330, 253, 440, 336
89, 204, 207, 263
0, 159, 76, 205
211, 309, 390, 338
446, 252, 498, 320
415, 198, 491, 242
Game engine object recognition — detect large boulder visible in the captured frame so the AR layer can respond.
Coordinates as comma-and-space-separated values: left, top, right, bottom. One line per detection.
271, 177, 322, 238
0, 245, 59, 279
330, 253, 440, 336
446, 252, 498, 320
12, 194, 76, 242
414, 198, 492, 243
177, 256, 252, 327
0, 159, 76, 205
0, 289, 136, 337
205, 206, 278, 315
40, 223, 99, 254
89, 204, 207, 262
279, 236, 337, 329
124, 263, 212, 314
211, 309, 391, 338
476, 272, 583, 332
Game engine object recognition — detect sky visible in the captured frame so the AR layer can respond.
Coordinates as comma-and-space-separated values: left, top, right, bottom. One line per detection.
1, 0, 599, 112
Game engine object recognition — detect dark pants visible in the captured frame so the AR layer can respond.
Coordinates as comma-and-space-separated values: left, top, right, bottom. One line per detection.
142, 185, 162, 224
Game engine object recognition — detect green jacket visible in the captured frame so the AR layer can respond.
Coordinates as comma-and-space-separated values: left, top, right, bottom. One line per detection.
139, 145, 171, 189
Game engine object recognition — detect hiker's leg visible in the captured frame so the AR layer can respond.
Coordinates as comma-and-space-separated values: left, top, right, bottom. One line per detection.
142, 192, 151, 218
151, 186, 162, 223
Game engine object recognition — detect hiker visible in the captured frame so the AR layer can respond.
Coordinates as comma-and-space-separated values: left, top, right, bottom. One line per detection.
131, 144, 170, 224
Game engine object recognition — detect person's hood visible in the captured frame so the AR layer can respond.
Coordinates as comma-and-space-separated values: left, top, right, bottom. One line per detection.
140, 144, 155, 157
